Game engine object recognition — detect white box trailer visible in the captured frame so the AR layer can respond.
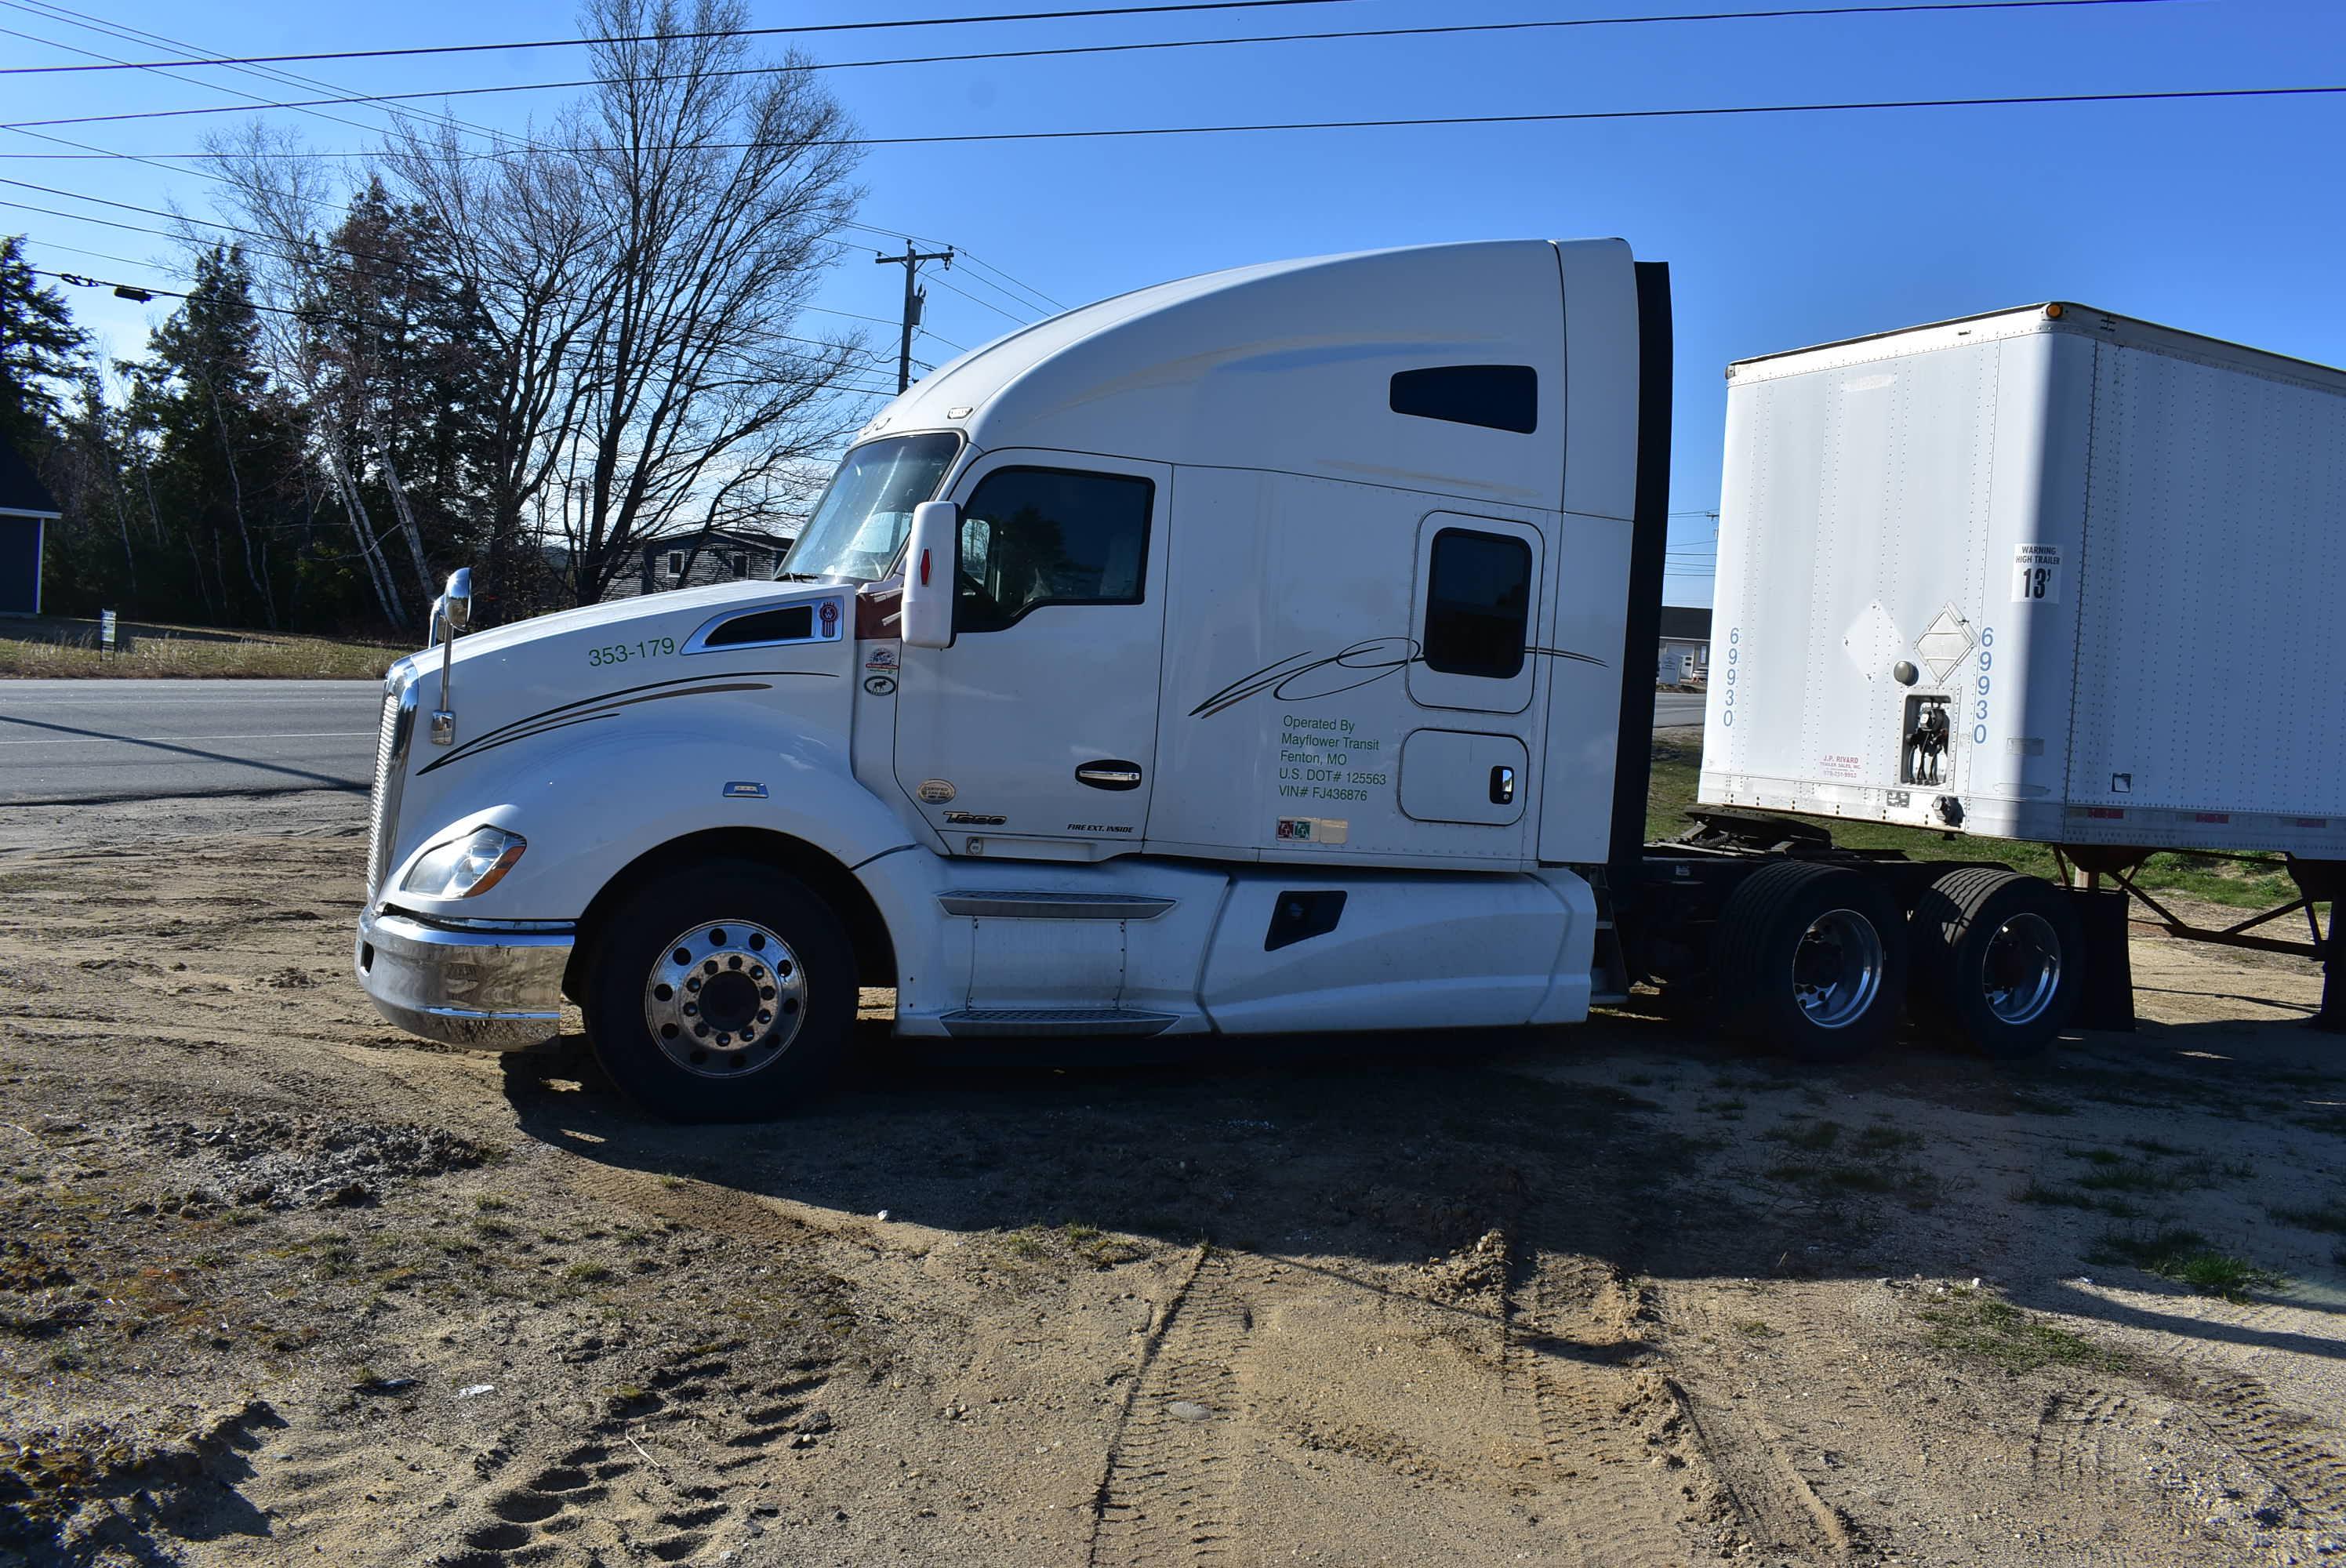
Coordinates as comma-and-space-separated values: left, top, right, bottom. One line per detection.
1700, 303, 2346, 858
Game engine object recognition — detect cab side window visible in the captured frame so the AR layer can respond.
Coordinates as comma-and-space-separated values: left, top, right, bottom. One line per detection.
956, 467, 1153, 633
1422, 527, 1531, 678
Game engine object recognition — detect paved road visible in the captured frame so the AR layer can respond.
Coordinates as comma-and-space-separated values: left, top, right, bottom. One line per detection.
0, 680, 380, 806
1652, 691, 1707, 728
0, 680, 1711, 808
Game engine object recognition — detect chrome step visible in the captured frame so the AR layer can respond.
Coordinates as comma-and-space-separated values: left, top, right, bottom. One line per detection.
937, 891, 1174, 920
938, 1008, 1179, 1038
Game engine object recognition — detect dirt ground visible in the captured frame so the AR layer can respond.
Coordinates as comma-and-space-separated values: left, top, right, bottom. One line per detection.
2, 793, 2343, 1567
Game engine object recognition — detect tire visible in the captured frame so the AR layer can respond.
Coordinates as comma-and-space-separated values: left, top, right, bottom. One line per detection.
1909, 869, 2080, 1059
579, 861, 856, 1121
1713, 862, 1908, 1062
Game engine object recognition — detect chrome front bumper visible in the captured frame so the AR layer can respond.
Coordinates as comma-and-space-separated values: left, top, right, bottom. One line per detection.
355, 908, 573, 1051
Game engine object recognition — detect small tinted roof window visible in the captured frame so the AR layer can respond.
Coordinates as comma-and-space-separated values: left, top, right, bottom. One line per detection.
1389, 365, 1538, 435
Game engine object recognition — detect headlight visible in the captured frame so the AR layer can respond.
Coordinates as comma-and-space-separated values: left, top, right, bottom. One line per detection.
400, 826, 527, 898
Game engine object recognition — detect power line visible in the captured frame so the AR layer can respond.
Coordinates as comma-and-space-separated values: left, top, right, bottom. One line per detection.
0, 9, 1052, 339
0, 0, 529, 151
0, 0, 2189, 128
921, 256, 1050, 319
0, 0, 1368, 74
0, 180, 950, 353
15, 229, 914, 379
16, 82, 2337, 153
0, 9, 473, 152
835, 220, 1062, 314
925, 268, 1030, 327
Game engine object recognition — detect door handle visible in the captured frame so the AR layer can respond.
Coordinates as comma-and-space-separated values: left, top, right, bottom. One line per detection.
1489, 764, 1516, 805
1076, 760, 1145, 792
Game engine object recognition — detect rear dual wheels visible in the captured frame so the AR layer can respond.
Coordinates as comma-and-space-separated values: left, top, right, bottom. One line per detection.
580, 862, 855, 1122
1715, 863, 1908, 1062
1909, 868, 2080, 1058
1714, 862, 2080, 1062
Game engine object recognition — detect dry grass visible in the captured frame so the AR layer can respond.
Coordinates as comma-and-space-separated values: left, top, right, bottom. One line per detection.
0, 617, 406, 680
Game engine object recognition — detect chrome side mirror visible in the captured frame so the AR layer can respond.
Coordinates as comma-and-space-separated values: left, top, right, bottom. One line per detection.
430, 568, 474, 746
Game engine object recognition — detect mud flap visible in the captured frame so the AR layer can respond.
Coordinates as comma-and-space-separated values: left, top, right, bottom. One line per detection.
2067, 887, 2135, 1033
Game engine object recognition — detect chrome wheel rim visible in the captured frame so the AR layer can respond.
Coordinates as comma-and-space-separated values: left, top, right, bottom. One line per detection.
1789, 908, 1884, 1029
642, 920, 807, 1079
1981, 912, 2061, 1025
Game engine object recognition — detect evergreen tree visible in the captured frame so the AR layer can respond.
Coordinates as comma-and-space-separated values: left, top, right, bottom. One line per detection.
130, 245, 304, 628
0, 234, 89, 452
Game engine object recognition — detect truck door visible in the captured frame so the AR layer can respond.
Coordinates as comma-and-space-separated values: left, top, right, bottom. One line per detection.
892, 452, 1172, 853
1398, 513, 1546, 844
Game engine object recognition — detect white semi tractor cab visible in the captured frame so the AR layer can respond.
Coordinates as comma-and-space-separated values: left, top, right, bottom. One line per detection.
352, 239, 2334, 1120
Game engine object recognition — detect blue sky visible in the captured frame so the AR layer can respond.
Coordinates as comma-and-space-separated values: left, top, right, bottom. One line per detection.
5, 0, 2342, 605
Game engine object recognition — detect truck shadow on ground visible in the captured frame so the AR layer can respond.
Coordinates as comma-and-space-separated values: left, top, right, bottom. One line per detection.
502, 1022, 1730, 1277
497, 1001, 2346, 1370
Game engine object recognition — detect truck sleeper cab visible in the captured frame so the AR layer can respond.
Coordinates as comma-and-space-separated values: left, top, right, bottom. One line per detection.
356, 239, 2112, 1121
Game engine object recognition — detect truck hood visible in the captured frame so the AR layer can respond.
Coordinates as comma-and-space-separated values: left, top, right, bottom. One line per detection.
434, 579, 823, 665
376, 577, 862, 911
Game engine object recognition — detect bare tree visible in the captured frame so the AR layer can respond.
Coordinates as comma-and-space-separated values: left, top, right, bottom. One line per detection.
546, 0, 869, 606
381, 122, 610, 624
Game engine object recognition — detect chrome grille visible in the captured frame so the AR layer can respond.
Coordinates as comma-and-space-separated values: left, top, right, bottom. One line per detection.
367, 673, 419, 903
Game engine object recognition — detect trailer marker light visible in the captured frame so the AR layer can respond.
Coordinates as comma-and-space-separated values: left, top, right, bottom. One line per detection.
2044, 303, 2065, 320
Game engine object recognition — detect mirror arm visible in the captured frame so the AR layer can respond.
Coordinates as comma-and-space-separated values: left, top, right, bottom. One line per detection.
430, 596, 456, 746
429, 568, 476, 747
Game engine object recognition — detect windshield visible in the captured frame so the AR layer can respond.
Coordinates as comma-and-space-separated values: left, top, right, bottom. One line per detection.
779, 432, 962, 583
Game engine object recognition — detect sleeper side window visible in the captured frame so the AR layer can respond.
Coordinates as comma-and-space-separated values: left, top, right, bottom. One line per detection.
1423, 528, 1531, 679
1389, 365, 1538, 434
954, 467, 1153, 633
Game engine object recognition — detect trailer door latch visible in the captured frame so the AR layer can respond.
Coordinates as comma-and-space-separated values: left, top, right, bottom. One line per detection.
1901, 695, 1952, 786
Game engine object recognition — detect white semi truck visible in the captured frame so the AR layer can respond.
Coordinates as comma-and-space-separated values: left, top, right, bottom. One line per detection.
353, 241, 2342, 1120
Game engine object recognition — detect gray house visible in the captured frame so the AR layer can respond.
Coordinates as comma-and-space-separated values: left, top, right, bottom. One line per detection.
0, 437, 60, 616
602, 526, 798, 601
1657, 604, 1711, 686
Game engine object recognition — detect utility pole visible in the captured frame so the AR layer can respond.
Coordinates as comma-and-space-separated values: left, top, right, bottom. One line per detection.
874, 241, 954, 394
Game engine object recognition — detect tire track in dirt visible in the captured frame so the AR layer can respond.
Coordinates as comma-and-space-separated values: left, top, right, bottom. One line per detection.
1501, 1223, 1716, 1568
1088, 1246, 1252, 1567
1674, 1374, 1855, 1563
425, 1341, 837, 1566
242, 1416, 396, 1550
1661, 1285, 1901, 1563
2184, 1370, 2346, 1527
2030, 1389, 2141, 1500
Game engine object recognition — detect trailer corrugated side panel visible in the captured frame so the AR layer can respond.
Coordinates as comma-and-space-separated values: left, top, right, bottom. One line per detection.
1700, 307, 2346, 857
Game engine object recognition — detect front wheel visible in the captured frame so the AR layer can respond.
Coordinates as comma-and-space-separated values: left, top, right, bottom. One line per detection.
1713, 862, 1908, 1062
1909, 869, 2080, 1059
580, 862, 855, 1121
